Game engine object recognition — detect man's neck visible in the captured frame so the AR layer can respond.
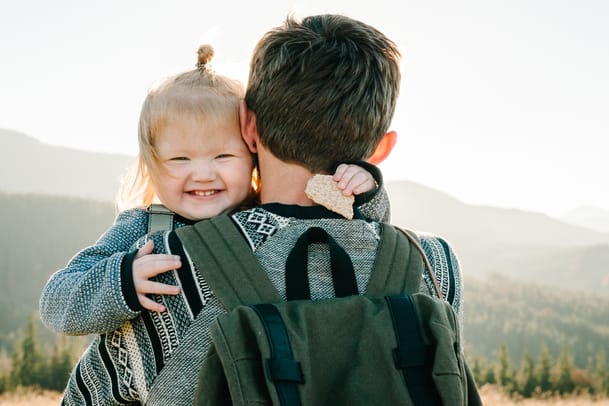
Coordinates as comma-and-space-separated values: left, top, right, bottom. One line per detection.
257, 146, 319, 206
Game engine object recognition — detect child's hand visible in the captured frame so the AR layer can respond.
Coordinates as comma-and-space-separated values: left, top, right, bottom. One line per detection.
132, 240, 181, 312
333, 163, 378, 196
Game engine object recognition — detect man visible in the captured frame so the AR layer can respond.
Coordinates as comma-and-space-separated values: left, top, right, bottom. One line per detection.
146, 13, 463, 404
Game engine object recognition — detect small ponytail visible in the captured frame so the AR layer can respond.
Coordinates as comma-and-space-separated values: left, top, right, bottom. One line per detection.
196, 44, 214, 70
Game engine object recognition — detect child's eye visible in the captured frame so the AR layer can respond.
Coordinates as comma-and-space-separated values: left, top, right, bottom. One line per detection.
170, 157, 189, 161
216, 154, 234, 159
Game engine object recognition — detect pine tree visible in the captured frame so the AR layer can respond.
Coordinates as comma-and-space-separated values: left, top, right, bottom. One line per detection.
45, 335, 75, 391
484, 366, 497, 385
516, 351, 538, 397
497, 344, 514, 390
472, 357, 485, 386
535, 343, 553, 394
595, 350, 609, 396
554, 346, 575, 395
0, 350, 9, 394
10, 314, 45, 388
0, 372, 6, 394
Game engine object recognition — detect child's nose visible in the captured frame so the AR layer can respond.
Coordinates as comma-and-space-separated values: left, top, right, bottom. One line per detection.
191, 161, 216, 181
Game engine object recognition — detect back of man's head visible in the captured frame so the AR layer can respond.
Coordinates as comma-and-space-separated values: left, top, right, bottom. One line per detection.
245, 14, 401, 173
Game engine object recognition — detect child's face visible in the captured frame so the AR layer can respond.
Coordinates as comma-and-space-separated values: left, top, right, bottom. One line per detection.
153, 115, 254, 221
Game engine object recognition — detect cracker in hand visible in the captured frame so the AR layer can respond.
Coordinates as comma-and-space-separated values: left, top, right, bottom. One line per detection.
305, 174, 354, 219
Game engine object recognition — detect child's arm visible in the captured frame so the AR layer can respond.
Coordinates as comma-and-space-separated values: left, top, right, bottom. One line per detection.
333, 161, 391, 222
39, 208, 179, 335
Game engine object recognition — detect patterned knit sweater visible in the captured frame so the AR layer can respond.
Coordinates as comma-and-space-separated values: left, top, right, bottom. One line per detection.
40, 199, 463, 405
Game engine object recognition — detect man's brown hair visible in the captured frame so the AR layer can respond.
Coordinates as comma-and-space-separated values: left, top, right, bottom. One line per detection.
245, 14, 401, 172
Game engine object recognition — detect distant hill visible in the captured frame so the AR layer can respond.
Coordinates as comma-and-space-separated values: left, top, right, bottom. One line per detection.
386, 181, 609, 247
386, 181, 609, 294
562, 206, 609, 233
0, 128, 133, 202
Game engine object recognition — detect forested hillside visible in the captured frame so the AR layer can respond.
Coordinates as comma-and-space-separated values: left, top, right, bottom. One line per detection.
463, 275, 609, 368
0, 192, 115, 350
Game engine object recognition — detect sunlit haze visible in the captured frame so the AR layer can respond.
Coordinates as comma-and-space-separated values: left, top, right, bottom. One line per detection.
1, 0, 608, 218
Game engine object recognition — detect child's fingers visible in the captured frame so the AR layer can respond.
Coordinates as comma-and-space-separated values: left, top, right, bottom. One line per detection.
335, 165, 361, 189
333, 163, 377, 195
332, 163, 349, 181
350, 172, 377, 195
132, 254, 181, 311
341, 171, 365, 195
134, 280, 180, 312
340, 169, 374, 195
138, 280, 181, 296
138, 295, 166, 313
133, 254, 181, 278
134, 239, 154, 259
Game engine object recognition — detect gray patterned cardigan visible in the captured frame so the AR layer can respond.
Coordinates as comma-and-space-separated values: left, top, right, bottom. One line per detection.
40, 190, 463, 406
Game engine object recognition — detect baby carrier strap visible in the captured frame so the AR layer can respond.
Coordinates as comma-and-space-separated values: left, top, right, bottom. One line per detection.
146, 203, 174, 234
146, 203, 175, 234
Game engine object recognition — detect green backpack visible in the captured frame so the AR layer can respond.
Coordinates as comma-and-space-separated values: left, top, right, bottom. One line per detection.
176, 215, 482, 406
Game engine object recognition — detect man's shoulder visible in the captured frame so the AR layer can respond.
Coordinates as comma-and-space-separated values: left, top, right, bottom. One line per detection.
230, 207, 383, 251
413, 231, 456, 258
406, 229, 461, 306
381, 225, 454, 251
415, 231, 453, 251
230, 207, 292, 250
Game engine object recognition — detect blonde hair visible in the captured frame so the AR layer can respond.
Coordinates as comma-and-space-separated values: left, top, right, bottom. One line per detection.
117, 45, 249, 211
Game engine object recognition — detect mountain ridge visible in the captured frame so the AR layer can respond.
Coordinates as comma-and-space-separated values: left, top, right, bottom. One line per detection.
0, 128, 133, 202
562, 205, 609, 233
386, 180, 609, 247
4, 127, 609, 295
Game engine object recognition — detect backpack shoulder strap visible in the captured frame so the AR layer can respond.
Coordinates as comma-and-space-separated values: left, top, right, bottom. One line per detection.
146, 203, 175, 233
176, 214, 281, 310
366, 224, 443, 299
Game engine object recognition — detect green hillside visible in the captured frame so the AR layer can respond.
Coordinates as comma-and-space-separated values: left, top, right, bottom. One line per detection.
463, 275, 609, 368
0, 192, 115, 350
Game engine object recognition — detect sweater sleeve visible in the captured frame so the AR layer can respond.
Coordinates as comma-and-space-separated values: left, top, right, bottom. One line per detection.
334, 161, 391, 222
418, 234, 464, 326
39, 208, 148, 335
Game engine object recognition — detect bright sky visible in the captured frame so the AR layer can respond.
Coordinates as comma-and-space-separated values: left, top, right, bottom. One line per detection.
1, 0, 608, 218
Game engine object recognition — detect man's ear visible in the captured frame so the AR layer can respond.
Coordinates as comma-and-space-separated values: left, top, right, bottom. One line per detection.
240, 100, 258, 153
368, 131, 397, 165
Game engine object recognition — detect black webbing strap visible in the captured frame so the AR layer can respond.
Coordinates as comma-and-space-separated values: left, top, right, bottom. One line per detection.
251, 303, 303, 406
386, 295, 442, 405
285, 227, 358, 300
